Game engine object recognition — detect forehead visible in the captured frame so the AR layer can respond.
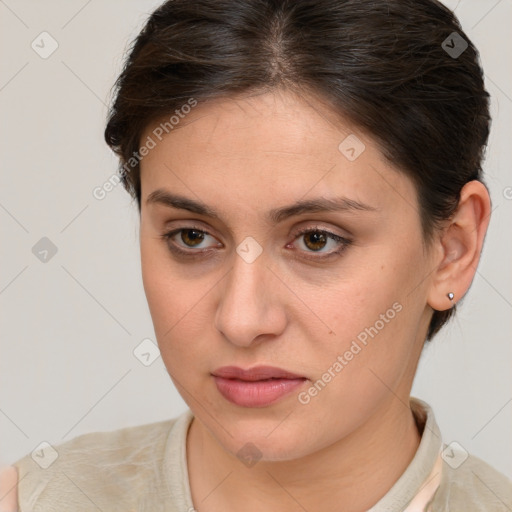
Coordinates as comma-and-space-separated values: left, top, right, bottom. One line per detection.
139, 90, 418, 220
143, 89, 364, 158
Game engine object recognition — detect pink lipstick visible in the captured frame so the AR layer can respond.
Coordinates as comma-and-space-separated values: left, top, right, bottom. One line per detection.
212, 366, 307, 407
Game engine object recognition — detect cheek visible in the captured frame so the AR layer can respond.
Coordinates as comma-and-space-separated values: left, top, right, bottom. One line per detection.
308, 239, 427, 390
140, 237, 215, 368
293, 290, 417, 448
140, 241, 168, 329
141, 237, 188, 339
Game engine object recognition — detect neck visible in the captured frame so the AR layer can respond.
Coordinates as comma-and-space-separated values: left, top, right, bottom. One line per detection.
187, 396, 422, 512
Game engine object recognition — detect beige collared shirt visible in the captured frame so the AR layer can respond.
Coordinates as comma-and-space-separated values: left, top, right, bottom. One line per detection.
12, 397, 512, 511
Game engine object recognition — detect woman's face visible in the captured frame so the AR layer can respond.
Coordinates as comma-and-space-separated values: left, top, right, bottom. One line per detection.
139, 89, 437, 461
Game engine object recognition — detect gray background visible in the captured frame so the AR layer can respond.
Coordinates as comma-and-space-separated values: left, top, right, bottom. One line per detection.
1, 0, 511, 478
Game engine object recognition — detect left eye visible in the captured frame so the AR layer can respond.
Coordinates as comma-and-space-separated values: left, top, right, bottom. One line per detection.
292, 229, 348, 254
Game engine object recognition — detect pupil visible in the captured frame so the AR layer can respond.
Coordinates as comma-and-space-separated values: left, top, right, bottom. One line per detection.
305, 232, 326, 251
182, 229, 204, 246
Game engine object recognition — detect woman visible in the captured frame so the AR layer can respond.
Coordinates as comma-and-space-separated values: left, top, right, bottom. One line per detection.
2, 0, 511, 510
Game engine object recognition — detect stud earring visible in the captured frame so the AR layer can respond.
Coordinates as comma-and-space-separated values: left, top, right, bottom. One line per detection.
447, 292, 454, 301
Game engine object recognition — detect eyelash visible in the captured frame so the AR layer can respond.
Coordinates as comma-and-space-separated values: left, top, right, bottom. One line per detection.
160, 225, 352, 261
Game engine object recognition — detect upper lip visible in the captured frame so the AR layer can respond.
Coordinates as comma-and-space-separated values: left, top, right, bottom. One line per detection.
212, 365, 306, 381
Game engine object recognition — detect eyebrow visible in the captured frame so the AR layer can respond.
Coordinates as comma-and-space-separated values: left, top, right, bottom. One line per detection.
146, 189, 377, 224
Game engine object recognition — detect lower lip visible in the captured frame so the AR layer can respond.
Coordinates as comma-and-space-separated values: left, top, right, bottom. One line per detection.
213, 376, 306, 407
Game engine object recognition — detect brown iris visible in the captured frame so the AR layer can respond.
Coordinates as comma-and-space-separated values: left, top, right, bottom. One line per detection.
303, 231, 327, 251
181, 229, 205, 247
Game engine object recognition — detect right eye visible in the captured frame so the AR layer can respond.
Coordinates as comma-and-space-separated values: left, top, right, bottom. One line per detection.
161, 227, 223, 256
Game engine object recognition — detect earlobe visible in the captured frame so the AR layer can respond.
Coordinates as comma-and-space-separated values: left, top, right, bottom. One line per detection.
428, 289, 457, 312
427, 180, 491, 312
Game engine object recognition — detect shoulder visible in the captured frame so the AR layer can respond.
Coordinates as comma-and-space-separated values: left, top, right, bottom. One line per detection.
430, 451, 512, 511
12, 415, 185, 512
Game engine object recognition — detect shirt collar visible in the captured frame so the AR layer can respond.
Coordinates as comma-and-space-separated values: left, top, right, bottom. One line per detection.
367, 396, 443, 511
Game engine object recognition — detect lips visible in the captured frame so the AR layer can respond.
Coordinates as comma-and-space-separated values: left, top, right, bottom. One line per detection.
212, 365, 305, 381
211, 366, 307, 407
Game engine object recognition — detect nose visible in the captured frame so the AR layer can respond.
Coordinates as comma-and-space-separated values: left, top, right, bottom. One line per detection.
214, 250, 287, 348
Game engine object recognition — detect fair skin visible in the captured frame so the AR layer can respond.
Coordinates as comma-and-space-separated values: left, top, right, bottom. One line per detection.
0, 89, 490, 512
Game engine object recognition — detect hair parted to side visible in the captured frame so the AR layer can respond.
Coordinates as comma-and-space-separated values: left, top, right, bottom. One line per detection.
104, 0, 490, 341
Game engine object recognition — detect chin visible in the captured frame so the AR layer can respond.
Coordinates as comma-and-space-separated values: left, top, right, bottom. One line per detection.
227, 434, 307, 464
203, 410, 320, 463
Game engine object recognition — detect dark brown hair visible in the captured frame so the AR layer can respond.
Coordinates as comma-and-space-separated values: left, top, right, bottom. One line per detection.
104, 0, 491, 341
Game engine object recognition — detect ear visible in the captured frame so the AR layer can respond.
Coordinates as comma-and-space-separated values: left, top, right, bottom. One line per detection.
427, 180, 491, 311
